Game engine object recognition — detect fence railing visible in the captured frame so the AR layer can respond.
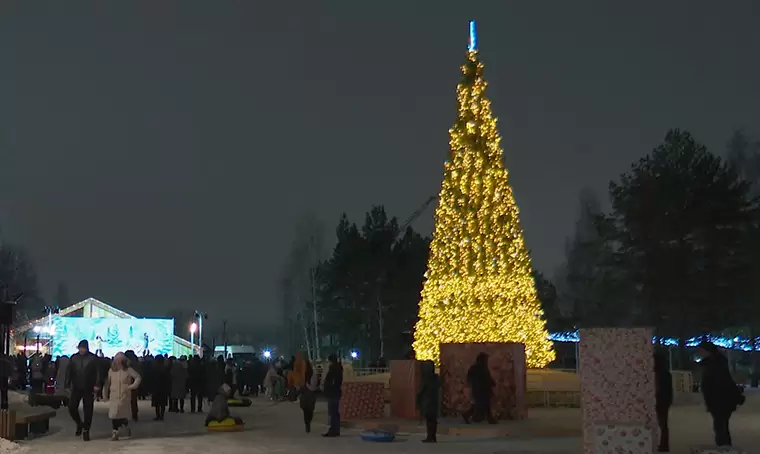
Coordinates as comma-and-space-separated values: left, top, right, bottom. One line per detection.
351, 367, 390, 377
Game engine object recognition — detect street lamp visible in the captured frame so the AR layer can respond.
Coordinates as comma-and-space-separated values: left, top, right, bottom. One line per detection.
263, 350, 271, 360
193, 311, 208, 357
350, 350, 359, 360
189, 322, 198, 354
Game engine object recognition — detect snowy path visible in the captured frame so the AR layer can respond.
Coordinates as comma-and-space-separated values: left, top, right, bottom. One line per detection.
14, 391, 760, 454
11, 398, 578, 454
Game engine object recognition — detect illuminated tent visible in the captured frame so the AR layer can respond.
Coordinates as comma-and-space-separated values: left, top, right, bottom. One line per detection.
12, 297, 194, 357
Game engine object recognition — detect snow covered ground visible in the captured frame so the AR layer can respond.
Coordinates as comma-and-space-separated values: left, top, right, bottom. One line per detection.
11, 398, 579, 454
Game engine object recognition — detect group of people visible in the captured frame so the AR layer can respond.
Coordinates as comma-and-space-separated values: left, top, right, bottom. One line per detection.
54, 340, 348, 442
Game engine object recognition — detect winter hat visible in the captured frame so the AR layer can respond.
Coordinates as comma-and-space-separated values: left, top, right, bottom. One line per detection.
77, 339, 89, 350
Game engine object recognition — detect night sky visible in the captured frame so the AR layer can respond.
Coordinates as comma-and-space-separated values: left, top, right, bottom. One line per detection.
2, 2, 759, 334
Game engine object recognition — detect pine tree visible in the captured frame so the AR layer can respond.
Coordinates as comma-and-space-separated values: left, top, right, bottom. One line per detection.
413, 22, 555, 367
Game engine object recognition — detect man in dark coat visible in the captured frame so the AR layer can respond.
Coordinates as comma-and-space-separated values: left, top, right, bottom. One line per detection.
65, 340, 102, 441
151, 355, 171, 420
322, 354, 343, 437
654, 349, 673, 452
699, 342, 743, 447
463, 352, 496, 424
416, 360, 440, 443
188, 355, 206, 412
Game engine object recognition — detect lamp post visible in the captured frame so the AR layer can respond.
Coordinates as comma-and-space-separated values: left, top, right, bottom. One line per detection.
190, 322, 197, 354
193, 311, 208, 357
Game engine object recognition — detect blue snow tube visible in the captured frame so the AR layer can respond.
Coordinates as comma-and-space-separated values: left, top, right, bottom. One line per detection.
360, 430, 396, 442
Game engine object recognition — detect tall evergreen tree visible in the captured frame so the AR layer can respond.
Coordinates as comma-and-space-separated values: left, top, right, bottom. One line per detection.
412, 22, 554, 367
608, 129, 755, 339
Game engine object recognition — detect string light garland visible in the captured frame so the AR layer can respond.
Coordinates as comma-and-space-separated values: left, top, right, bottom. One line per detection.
413, 22, 555, 368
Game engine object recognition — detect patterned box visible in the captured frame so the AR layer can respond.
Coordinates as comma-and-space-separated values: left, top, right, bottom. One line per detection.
579, 328, 657, 454
593, 424, 652, 454
340, 382, 385, 420
439, 342, 527, 420
389, 360, 421, 419
690, 447, 746, 454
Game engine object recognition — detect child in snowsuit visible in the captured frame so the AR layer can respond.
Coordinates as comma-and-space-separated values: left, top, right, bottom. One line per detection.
205, 384, 243, 426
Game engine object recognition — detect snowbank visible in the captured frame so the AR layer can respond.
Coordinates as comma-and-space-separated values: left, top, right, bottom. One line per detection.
0, 438, 28, 454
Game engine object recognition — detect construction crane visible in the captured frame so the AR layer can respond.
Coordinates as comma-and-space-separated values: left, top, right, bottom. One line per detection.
396, 195, 437, 240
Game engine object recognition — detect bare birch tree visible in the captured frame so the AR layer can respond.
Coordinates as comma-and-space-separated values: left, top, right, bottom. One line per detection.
279, 213, 325, 360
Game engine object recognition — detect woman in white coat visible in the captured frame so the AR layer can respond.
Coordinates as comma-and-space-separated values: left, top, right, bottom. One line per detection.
104, 352, 142, 441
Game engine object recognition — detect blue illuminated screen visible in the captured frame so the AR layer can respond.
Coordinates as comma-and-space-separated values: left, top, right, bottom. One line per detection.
52, 317, 174, 358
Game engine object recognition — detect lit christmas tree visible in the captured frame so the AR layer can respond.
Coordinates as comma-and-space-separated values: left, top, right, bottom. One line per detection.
413, 21, 555, 368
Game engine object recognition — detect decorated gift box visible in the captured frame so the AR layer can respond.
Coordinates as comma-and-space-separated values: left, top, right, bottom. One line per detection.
579, 328, 657, 454
593, 424, 653, 454
340, 382, 385, 420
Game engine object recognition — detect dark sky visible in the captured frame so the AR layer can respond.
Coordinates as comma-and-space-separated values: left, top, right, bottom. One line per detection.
2, 1, 759, 334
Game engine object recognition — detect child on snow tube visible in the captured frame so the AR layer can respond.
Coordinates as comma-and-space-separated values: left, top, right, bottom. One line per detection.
205, 384, 244, 431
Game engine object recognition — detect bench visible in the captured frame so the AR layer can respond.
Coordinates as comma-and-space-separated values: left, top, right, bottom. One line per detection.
14, 409, 56, 440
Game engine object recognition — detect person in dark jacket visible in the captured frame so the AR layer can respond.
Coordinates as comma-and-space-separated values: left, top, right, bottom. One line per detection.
151, 355, 171, 420
299, 360, 318, 433
322, 354, 343, 437
65, 340, 102, 441
416, 360, 440, 443
698, 342, 743, 447
206, 356, 225, 404
654, 349, 673, 452
463, 352, 496, 424
188, 355, 206, 412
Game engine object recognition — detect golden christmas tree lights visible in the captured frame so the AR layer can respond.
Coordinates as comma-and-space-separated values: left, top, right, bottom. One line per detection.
413, 22, 555, 368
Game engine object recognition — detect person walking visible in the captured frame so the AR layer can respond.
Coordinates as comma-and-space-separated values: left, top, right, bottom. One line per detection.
322, 354, 343, 437
698, 342, 744, 447
299, 360, 318, 433
104, 353, 142, 441
654, 349, 673, 452
462, 352, 496, 424
416, 360, 440, 443
65, 340, 102, 441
